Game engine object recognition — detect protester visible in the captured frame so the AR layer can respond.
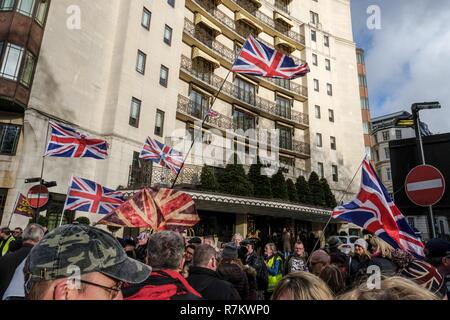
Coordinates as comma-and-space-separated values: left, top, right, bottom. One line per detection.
24, 224, 150, 300
232, 233, 243, 247
319, 264, 346, 296
425, 238, 450, 299
9, 227, 24, 252
188, 237, 202, 245
123, 231, 201, 300
135, 232, 150, 262
0, 228, 15, 257
187, 244, 240, 300
338, 276, 439, 300
181, 244, 196, 278
123, 238, 137, 260
241, 239, 267, 300
264, 243, 283, 300
282, 228, 292, 259
349, 238, 371, 284
271, 272, 334, 300
309, 249, 331, 276
284, 241, 309, 274
368, 236, 397, 276
0, 224, 45, 299
217, 243, 249, 300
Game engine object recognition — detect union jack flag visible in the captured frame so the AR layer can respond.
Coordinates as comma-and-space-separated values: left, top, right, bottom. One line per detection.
64, 176, 125, 214
400, 260, 445, 295
140, 137, 184, 174
333, 159, 425, 257
231, 35, 310, 79
45, 121, 109, 159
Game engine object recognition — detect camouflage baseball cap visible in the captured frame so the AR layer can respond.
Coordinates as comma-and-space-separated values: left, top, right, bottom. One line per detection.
26, 224, 151, 284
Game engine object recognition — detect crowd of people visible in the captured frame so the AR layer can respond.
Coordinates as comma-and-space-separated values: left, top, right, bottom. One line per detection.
0, 223, 449, 300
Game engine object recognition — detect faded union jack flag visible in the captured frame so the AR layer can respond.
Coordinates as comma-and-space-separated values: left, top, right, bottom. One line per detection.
45, 121, 109, 159
140, 137, 184, 174
232, 35, 310, 79
64, 176, 125, 214
333, 158, 425, 258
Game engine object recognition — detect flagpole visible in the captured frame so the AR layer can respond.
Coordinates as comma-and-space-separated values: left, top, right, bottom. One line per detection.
171, 45, 246, 189
306, 155, 367, 264
59, 175, 74, 227
34, 121, 50, 224
7, 193, 21, 228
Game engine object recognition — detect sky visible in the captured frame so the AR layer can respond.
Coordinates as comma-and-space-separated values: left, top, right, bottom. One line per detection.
350, 0, 450, 133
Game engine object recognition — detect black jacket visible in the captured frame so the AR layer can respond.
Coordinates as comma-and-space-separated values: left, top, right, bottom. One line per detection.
218, 263, 249, 300
0, 244, 33, 298
349, 255, 371, 284
245, 251, 267, 291
187, 266, 241, 300
370, 256, 397, 275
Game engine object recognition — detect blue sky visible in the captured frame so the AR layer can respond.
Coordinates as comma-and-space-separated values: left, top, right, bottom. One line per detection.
350, 0, 450, 133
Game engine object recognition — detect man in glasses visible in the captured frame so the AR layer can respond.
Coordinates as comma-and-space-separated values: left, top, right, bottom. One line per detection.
23, 224, 151, 300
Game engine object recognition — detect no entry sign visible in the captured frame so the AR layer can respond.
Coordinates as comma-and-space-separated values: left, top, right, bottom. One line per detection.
405, 165, 445, 207
27, 185, 49, 209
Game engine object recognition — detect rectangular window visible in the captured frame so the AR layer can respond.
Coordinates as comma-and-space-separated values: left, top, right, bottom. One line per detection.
0, 0, 14, 11
142, 7, 151, 30
363, 122, 369, 134
359, 75, 367, 87
154, 109, 165, 137
136, 50, 146, 74
332, 165, 339, 182
0, 123, 21, 155
315, 105, 321, 119
314, 79, 319, 92
16, 0, 35, 17
384, 147, 390, 159
327, 83, 333, 96
312, 53, 318, 66
0, 43, 24, 81
233, 108, 256, 131
310, 11, 319, 24
311, 30, 316, 42
35, 0, 49, 26
395, 129, 402, 140
382, 131, 390, 141
190, 89, 209, 119
160, 65, 169, 87
168, 0, 175, 7
276, 95, 292, 119
278, 125, 293, 150
328, 109, 334, 122
234, 77, 256, 105
325, 59, 331, 71
316, 133, 322, 147
386, 167, 392, 181
330, 136, 336, 150
164, 25, 173, 46
19, 51, 36, 87
324, 35, 330, 47
318, 162, 324, 179
129, 98, 141, 128
360, 98, 369, 109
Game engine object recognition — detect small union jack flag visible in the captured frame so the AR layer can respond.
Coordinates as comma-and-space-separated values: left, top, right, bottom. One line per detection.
45, 121, 109, 159
333, 158, 425, 258
232, 35, 310, 79
64, 176, 125, 214
140, 137, 184, 174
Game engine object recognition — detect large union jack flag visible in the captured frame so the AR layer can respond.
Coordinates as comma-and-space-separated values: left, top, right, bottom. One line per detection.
140, 137, 184, 174
45, 121, 109, 159
333, 159, 425, 258
64, 176, 125, 214
231, 35, 310, 79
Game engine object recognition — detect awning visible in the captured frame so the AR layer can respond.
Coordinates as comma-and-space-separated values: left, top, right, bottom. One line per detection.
274, 36, 296, 53
235, 12, 263, 34
194, 12, 221, 37
274, 12, 294, 28
192, 47, 220, 69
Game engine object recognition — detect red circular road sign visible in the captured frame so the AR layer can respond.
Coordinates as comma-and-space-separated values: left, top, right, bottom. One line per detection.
27, 185, 49, 209
405, 165, 446, 207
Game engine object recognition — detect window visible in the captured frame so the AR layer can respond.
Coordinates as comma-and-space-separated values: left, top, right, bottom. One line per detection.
360, 98, 369, 109
375, 149, 380, 162
190, 89, 209, 119
167, 0, 175, 7
310, 11, 319, 24
136, 50, 146, 74
324, 35, 330, 47
164, 25, 173, 46
35, 0, 49, 26
325, 59, 331, 71
357, 51, 365, 64
395, 130, 402, 140
382, 131, 390, 141
363, 122, 369, 134
233, 108, 255, 131
318, 162, 324, 179
0, 43, 24, 81
159, 65, 169, 87
384, 147, 390, 159
19, 51, 36, 87
312, 53, 318, 66
316, 133, 322, 147
278, 125, 293, 150
327, 83, 333, 96
374, 133, 379, 144
16, 0, 35, 17
0, 123, 21, 155
142, 8, 151, 30
0, 0, 14, 11
332, 165, 339, 182
154, 109, 165, 137
330, 136, 336, 150
234, 77, 256, 105
386, 167, 392, 181
129, 98, 141, 128
314, 79, 319, 92
276, 95, 292, 119
328, 109, 334, 122
358, 75, 367, 87
311, 30, 316, 42
315, 105, 321, 119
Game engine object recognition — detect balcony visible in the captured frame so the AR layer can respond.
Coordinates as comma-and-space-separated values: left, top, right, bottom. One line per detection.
180, 55, 309, 129
273, 0, 290, 15
177, 94, 234, 130
279, 139, 311, 158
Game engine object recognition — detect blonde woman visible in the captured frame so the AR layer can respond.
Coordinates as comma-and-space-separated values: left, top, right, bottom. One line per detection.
271, 272, 334, 300
369, 236, 397, 275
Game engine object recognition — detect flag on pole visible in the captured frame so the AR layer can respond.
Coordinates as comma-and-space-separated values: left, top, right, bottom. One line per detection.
45, 121, 109, 159
333, 158, 425, 258
139, 137, 184, 174
13, 194, 34, 217
231, 35, 310, 79
63, 176, 125, 214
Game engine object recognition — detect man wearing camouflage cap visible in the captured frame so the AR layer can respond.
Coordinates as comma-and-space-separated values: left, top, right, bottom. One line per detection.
24, 224, 151, 300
